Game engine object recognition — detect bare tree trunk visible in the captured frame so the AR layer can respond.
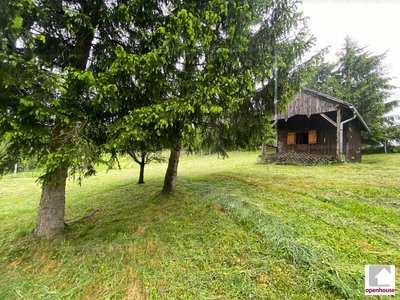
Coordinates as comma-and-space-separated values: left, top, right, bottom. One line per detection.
138, 163, 145, 184
138, 153, 146, 184
13, 163, 17, 178
261, 140, 265, 156
34, 166, 68, 238
34, 122, 68, 238
161, 144, 181, 194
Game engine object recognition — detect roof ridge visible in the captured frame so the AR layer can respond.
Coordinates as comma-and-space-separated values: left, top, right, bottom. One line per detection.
302, 87, 353, 107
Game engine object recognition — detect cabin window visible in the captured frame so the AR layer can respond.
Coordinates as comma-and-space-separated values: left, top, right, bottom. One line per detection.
296, 132, 309, 144
287, 130, 317, 145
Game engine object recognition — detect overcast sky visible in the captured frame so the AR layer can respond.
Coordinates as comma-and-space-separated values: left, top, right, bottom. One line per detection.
298, 1, 400, 115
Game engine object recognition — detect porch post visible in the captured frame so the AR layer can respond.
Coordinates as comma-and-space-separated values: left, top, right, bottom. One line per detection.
336, 106, 341, 161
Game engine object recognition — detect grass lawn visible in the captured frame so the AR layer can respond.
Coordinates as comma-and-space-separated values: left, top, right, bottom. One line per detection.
0, 151, 399, 299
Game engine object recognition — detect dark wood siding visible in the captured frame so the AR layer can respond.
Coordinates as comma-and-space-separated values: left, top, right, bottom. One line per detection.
273, 90, 367, 163
277, 114, 337, 157
344, 119, 362, 163
277, 113, 363, 162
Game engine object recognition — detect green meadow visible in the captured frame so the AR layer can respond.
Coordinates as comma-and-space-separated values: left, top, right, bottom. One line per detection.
0, 152, 399, 299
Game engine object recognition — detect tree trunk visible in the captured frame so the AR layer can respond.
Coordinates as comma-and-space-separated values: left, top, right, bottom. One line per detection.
161, 144, 181, 194
33, 2, 101, 239
34, 122, 67, 238
34, 166, 68, 238
261, 140, 265, 156
138, 152, 146, 184
13, 163, 17, 178
138, 163, 145, 184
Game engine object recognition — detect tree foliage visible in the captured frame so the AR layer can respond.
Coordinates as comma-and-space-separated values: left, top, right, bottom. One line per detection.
0, 0, 165, 237
204, 0, 317, 151
306, 37, 399, 148
107, 0, 315, 193
1, 0, 316, 236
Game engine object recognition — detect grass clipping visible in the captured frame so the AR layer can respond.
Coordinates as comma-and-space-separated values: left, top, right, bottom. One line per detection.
217, 195, 363, 298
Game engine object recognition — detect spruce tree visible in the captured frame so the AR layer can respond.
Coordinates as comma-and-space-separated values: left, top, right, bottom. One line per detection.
111, 0, 315, 194
0, 0, 163, 238
306, 37, 399, 148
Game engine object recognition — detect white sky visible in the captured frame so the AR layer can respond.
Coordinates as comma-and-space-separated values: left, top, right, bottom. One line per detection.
298, 1, 400, 115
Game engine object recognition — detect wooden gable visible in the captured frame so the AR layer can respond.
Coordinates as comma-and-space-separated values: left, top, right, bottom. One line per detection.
273, 88, 370, 133
274, 91, 340, 121
268, 88, 370, 163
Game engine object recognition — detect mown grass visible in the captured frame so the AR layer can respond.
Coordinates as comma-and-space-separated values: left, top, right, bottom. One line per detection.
0, 151, 399, 299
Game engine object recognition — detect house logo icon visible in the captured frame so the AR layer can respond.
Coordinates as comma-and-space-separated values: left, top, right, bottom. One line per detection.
373, 267, 392, 286
365, 265, 395, 295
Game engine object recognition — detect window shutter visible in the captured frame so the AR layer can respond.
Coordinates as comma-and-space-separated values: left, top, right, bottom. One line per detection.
309, 130, 317, 144
287, 132, 296, 145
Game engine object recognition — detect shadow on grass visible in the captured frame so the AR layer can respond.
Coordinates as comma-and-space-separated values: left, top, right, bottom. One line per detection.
2, 158, 399, 299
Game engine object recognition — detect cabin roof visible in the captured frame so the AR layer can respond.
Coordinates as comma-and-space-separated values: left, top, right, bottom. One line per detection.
273, 88, 370, 132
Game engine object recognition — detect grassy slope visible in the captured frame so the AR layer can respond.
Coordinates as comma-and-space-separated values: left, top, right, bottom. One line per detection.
0, 152, 399, 299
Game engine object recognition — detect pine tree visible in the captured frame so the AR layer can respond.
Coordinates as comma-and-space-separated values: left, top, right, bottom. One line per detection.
0, 0, 163, 238
111, 0, 316, 194
1, 0, 316, 237
306, 37, 399, 148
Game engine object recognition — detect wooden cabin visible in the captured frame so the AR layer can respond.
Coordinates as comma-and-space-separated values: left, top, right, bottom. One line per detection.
272, 88, 370, 163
